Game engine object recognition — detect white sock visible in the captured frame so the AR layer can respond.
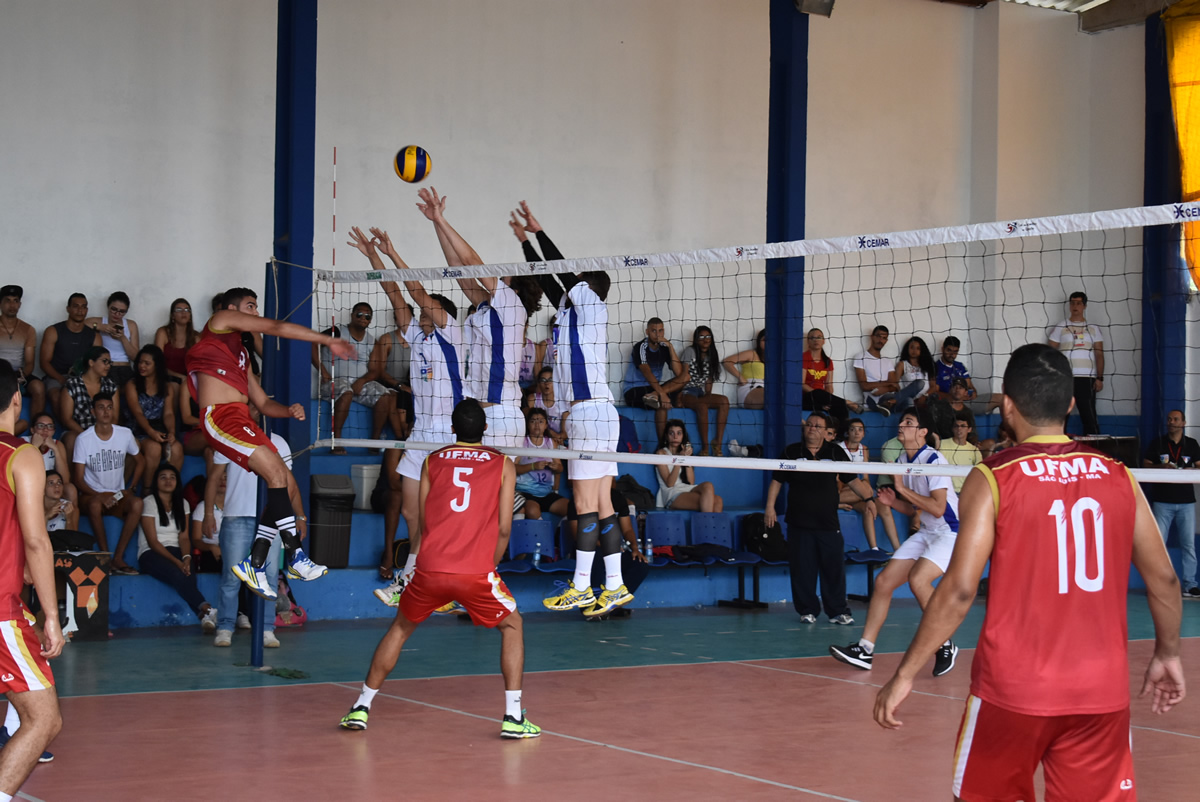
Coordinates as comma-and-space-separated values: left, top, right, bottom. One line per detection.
402, 553, 418, 579
944, 639, 953, 648
603, 553, 623, 591
355, 684, 379, 710
4, 702, 18, 733
858, 638, 875, 654
0, 791, 13, 802
573, 550, 596, 591
505, 690, 522, 720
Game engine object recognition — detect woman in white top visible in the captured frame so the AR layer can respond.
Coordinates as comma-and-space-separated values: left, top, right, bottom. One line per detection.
190, 469, 226, 569
44, 469, 79, 533
516, 408, 567, 520
654, 419, 723, 512
139, 464, 216, 633
532, 367, 568, 446
25, 413, 77, 506
87, 291, 140, 388
893, 336, 937, 414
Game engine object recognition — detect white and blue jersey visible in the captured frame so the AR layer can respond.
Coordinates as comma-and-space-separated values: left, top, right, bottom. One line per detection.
898, 445, 960, 536
465, 281, 525, 407
403, 316, 464, 430
554, 282, 613, 405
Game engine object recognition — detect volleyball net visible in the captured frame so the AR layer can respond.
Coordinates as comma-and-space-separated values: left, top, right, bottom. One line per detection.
304, 202, 1199, 485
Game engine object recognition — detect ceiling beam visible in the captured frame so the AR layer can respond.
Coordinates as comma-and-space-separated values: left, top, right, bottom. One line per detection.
1081, 0, 1185, 33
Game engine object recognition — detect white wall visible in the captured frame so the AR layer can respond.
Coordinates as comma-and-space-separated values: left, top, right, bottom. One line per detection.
0, 0, 277, 337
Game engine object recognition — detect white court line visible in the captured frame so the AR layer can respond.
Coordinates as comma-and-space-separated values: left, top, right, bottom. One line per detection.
353, 685, 861, 802
17, 791, 46, 802
1131, 724, 1200, 740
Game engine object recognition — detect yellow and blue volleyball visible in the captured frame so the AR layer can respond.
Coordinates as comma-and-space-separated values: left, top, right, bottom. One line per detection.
394, 146, 431, 183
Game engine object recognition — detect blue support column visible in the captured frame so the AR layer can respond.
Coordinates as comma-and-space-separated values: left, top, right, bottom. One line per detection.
1142, 15, 1187, 442
765, 0, 809, 458
259, 0, 318, 668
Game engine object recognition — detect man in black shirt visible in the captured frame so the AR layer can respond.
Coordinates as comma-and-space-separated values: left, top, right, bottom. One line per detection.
764, 411, 875, 623
1142, 409, 1200, 598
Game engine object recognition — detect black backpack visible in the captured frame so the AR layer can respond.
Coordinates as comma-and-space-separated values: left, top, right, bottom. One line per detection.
614, 474, 656, 511
741, 513, 788, 562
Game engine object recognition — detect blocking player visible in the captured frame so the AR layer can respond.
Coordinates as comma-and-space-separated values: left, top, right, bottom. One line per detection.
0, 362, 63, 799
524, 203, 631, 618
346, 225, 464, 606
187, 288, 353, 598
830, 408, 962, 676
338, 399, 539, 738
875, 344, 1185, 802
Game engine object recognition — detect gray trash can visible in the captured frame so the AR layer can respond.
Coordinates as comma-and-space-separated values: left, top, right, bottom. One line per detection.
310, 474, 355, 569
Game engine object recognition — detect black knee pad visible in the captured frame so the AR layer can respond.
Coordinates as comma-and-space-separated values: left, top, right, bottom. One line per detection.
598, 515, 621, 556
576, 512, 600, 551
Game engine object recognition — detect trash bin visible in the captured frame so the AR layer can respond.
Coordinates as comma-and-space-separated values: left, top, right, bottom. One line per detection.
310, 474, 355, 569
54, 551, 110, 641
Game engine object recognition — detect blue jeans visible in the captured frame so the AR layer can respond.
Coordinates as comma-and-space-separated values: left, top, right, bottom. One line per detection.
870, 379, 925, 414
1153, 501, 1197, 588
218, 517, 279, 633
138, 546, 208, 617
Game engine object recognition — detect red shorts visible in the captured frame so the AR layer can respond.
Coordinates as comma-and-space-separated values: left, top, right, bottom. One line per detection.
954, 695, 1134, 802
398, 570, 517, 628
0, 616, 55, 694
200, 404, 277, 469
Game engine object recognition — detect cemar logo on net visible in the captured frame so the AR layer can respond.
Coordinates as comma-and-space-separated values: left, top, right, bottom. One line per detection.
778, 461, 797, 471
442, 268, 463, 278
1173, 204, 1200, 219
623, 256, 649, 267
857, 235, 889, 249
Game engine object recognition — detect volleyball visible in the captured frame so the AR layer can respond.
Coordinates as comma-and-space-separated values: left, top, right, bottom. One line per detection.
394, 146, 431, 183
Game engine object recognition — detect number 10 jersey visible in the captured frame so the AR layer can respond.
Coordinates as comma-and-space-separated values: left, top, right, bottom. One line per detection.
972, 435, 1137, 716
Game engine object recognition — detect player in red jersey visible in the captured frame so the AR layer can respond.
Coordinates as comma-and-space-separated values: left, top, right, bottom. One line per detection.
188, 287, 353, 599
338, 398, 539, 738
0, 362, 63, 799
875, 344, 1185, 802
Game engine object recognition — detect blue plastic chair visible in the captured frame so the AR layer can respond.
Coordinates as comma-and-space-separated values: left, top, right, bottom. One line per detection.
839, 510, 890, 600
497, 519, 554, 573
533, 519, 576, 574
645, 512, 699, 566
692, 512, 758, 566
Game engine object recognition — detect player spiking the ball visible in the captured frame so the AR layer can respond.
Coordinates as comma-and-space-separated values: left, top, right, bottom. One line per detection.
188, 288, 354, 599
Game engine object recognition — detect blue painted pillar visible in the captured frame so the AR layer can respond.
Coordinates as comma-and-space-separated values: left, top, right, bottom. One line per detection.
765, 0, 809, 458
1142, 15, 1187, 442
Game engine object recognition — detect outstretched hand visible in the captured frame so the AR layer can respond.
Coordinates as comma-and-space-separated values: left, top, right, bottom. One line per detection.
509, 211, 528, 243
876, 487, 897, 509
369, 227, 400, 261
516, 200, 541, 233
347, 226, 378, 257
328, 339, 356, 360
415, 187, 447, 222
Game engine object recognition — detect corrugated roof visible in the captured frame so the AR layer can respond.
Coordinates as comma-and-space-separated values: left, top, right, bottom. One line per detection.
1007, 0, 1113, 12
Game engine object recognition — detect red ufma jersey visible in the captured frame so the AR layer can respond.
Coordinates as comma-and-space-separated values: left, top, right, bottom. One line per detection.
971, 436, 1137, 716
186, 323, 250, 399
0, 433, 33, 622
418, 443, 505, 574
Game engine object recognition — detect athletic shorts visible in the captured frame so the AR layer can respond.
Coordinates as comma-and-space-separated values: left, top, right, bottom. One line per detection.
319, 377, 394, 408
736, 380, 764, 406
565, 400, 618, 481
0, 615, 55, 694
482, 404, 524, 451
200, 403, 277, 470
954, 694, 1134, 802
397, 426, 452, 482
892, 528, 957, 573
398, 570, 517, 628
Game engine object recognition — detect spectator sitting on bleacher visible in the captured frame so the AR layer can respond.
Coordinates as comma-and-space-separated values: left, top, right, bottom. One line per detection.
44, 470, 79, 534
980, 420, 1016, 460
313, 302, 395, 453
72, 391, 142, 574
722, 329, 766, 410
124, 345, 181, 472
86, 291, 140, 388
676, 325, 730, 457
854, 325, 899, 417
939, 377, 977, 441
802, 328, 859, 423
933, 336, 978, 401
0, 285, 45, 426
139, 463, 218, 634
894, 335, 938, 414
176, 379, 214, 467
516, 408, 567, 520
623, 317, 687, 440
839, 418, 898, 552
532, 367, 567, 446
153, 298, 199, 383
40, 292, 101, 419
654, 419, 723, 512
764, 411, 873, 624
59, 346, 118, 458
25, 412, 77, 507
190, 469, 225, 572
940, 411, 981, 494
366, 322, 413, 441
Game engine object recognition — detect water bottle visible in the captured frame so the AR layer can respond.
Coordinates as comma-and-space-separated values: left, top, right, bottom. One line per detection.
533, 543, 542, 566
639, 511, 651, 558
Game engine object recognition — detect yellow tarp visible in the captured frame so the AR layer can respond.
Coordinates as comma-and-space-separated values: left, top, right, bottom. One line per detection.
1164, 0, 1200, 288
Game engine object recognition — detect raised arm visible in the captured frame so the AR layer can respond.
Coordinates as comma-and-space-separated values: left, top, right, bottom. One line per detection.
208, 309, 353, 360
370, 227, 449, 329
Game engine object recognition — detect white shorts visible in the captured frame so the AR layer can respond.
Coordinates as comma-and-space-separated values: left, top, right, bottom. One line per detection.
737, 381, 764, 406
565, 400, 618, 481
483, 404, 525, 451
397, 427, 453, 482
892, 529, 957, 573
656, 481, 695, 509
